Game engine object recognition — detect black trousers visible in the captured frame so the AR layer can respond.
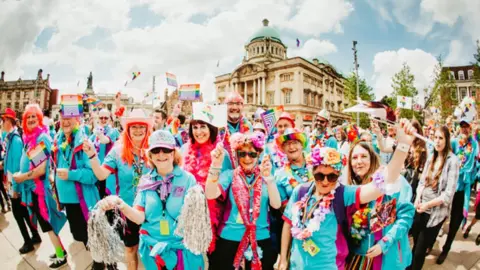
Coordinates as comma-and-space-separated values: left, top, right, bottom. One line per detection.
443, 190, 465, 253
11, 197, 39, 243
209, 237, 276, 270
64, 203, 89, 246
408, 212, 445, 270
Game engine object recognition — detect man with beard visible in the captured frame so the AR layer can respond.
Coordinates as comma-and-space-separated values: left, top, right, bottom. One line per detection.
372, 122, 397, 165
222, 92, 253, 166
271, 128, 309, 255
309, 109, 337, 149
153, 108, 167, 131
437, 117, 479, 264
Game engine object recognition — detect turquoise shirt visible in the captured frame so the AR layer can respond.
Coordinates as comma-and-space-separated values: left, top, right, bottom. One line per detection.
218, 170, 271, 241
133, 166, 204, 270
274, 163, 310, 204
89, 125, 120, 195
352, 177, 414, 270
451, 137, 479, 191
3, 129, 23, 193
283, 184, 358, 270
103, 144, 151, 206
54, 129, 99, 208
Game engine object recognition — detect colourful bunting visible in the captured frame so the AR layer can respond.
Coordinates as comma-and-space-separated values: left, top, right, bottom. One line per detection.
132, 71, 141, 81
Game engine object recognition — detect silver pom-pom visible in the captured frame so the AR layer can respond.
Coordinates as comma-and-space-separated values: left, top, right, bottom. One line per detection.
174, 185, 212, 255
87, 207, 125, 264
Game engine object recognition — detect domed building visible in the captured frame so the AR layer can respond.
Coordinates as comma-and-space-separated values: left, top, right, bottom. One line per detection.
214, 19, 351, 127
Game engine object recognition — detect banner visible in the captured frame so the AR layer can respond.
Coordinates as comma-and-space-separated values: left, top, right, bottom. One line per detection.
192, 102, 227, 128
61, 94, 83, 117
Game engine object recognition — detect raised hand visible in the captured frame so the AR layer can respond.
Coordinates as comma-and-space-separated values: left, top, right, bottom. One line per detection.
82, 139, 96, 157
260, 154, 272, 178
210, 143, 225, 168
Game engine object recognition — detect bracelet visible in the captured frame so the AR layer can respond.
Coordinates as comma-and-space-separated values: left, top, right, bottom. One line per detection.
372, 169, 386, 193
208, 170, 220, 178
89, 153, 97, 160
396, 143, 410, 153
210, 166, 221, 171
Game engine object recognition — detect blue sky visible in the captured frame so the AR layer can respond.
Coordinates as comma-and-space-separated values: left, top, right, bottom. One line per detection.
1, 0, 478, 103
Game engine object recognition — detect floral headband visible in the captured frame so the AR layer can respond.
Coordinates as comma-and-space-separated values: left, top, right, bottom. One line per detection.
230, 131, 265, 151
311, 146, 346, 172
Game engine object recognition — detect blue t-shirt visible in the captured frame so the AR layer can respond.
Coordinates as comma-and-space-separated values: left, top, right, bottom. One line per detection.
103, 144, 151, 206
218, 170, 271, 241
283, 184, 358, 270
275, 164, 310, 204
133, 166, 204, 270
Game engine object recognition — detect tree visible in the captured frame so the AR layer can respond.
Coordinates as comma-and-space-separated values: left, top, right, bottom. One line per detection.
391, 63, 422, 120
344, 73, 375, 128
473, 40, 480, 89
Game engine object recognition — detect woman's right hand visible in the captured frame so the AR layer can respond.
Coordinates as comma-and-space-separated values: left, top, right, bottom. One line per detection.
278, 258, 288, 270
210, 143, 225, 168
98, 195, 123, 211
82, 139, 96, 157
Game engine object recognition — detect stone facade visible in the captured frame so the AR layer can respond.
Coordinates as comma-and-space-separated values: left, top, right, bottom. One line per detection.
214, 19, 351, 128
0, 69, 58, 118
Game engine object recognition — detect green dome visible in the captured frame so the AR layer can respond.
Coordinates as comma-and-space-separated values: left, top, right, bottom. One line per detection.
249, 19, 282, 43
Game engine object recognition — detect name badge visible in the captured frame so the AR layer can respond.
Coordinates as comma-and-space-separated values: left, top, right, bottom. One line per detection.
303, 239, 320, 256
173, 186, 185, 197
160, 219, 170, 235
236, 214, 244, 224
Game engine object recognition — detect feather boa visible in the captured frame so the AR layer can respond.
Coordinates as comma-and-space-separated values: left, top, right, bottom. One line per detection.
23, 125, 49, 148
182, 140, 223, 253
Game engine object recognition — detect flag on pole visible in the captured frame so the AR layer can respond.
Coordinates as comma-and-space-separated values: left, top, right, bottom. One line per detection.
296, 38, 300, 47
87, 97, 102, 107
166, 72, 178, 87
343, 100, 396, 122
261, 106, 284, 135
132, 72, 141, 81
397, 96, 413, 109
27, 141, 49, 168
179, 84, 201, 101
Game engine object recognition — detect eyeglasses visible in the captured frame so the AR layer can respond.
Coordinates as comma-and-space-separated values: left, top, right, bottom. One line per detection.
130, 125, 147, 130
314, 172, 339, 183
150, 147, 174, 154
237, 151, 259, 158
227, 102, 242, 106
99, 117, 109, 120
316, 120, 327, 124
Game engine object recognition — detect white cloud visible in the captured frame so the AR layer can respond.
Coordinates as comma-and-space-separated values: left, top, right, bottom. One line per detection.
287, 0, 354, 36
0, 0, 355, 103
288, 39, 337, 59
444, 40, 466, 65
371, 48, 438, 103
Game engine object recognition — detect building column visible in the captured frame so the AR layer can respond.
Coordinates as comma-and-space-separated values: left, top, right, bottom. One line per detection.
244, 81, 247, 103
262, 77, 266, 105
253, 79, 256, 104
274, 74, 280, 105
257, 78, 261, 105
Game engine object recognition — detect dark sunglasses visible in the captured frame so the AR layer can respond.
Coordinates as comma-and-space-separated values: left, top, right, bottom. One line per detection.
237, 151, 259, 158
316, 120, 327, 124
99, 117, 109, 120
314, 172, 339, 183
151, 147, 174, 154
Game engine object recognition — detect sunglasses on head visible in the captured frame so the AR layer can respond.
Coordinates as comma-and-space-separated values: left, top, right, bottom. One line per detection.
237, 151, 259, 158
150, 147, 174, 154
314, 172, 339, 183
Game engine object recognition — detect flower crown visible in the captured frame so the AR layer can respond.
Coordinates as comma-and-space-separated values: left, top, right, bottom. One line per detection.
230, 131, 265, 151
311, 146, 346, 172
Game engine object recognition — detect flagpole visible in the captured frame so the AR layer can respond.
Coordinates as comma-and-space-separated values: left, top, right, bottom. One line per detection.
353, 41, 360, 126
370, 117, 435, 146
152, 75, 156, 110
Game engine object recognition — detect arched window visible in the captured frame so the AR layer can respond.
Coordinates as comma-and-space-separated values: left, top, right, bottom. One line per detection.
468, 69, 474, 80
458, 70, 465, 80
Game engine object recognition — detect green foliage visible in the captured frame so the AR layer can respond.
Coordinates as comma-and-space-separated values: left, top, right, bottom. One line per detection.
344, 73, 375, 128
390, 63, 422, 120
430, 56, 456, 119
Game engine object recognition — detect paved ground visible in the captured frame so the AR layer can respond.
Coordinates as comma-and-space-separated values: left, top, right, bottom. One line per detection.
1, 201, 480, 269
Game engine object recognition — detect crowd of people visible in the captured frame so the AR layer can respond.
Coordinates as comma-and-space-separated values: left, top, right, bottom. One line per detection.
0, 90, 478, 270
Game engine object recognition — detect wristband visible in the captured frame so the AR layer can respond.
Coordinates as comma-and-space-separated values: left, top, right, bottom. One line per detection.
263, 176, 274, 184
396, 143, 410, 153
89, 153, 97, 160
207, 177, 219, 183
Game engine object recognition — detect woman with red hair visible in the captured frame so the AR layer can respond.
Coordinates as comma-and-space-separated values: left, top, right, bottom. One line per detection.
13, 104, 68, 269
84, 109, 152, 270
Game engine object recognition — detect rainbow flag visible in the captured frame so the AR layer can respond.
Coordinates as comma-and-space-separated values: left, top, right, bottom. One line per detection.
166, 72, 178, 87
61, 94, 83, 117
179, 84, 201, 101
261, 106, 283, 135
27, 141, 49, 168
132, 71, 141, 81
87, 97, 102, 107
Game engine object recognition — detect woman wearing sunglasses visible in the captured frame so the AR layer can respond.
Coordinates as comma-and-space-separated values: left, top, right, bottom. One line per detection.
206, 132, 281, 270
344, 139, 415, 270
97, 130, 206, 270
83, 109, 152, 270
182, 117, 232, 253
278, 119, 416, 270
89, 109, 120, 198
